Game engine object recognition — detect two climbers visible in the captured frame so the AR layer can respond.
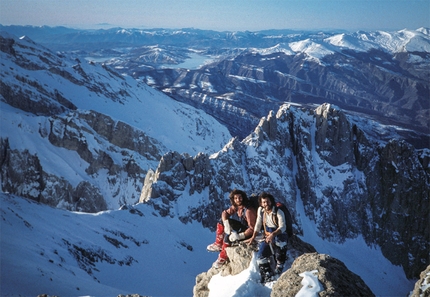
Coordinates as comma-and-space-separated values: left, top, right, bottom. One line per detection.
207, 189, 293, 283
206, 189, 257, 268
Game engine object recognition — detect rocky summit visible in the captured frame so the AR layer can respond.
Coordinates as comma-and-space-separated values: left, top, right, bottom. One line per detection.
193, 236, 375, 297
272, 253, 374, 297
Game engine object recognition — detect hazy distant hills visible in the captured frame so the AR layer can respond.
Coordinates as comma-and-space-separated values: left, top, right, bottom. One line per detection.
2, 25, 427, 148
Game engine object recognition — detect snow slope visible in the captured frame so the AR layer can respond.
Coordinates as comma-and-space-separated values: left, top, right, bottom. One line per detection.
1, 192, 416, 297
0, 32, 232, 157
0, 193, 216, 296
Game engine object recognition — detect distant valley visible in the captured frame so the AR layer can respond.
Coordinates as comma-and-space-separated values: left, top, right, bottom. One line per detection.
3, 25, 427, 147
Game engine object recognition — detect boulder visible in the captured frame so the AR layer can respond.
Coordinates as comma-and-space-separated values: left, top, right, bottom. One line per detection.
271, 253, 375, 297
410, 264, 430, 297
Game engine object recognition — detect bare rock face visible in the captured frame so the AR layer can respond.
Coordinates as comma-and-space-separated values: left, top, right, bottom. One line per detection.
410, 265, 430, 297
314, 104, 354, 166
271, 253, 375, 297
0, 107, 163, 211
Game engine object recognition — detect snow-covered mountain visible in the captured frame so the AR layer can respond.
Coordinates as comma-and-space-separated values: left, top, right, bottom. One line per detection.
0, 31, 231, 210
2, 26, 428, 143
2, 25, 428, 54
134, 28, 429, 143
1, 27, 429, 297
0, 192, 216, 296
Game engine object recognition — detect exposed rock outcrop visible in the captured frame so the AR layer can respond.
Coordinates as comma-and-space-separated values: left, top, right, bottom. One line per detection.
193, 235, 317, 297
410, 265, 430, 297
0, 107, 160, 211
0, 138, 108, 212
272, 253, 375, 297
193, 236, 374, 297
193, 244, 256, 297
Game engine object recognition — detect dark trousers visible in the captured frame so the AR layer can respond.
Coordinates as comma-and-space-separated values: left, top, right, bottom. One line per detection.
256, 227, 288, 265
223, 218, 248, 245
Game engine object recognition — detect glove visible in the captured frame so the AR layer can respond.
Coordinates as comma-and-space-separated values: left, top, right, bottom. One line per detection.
229, 232, 245, 242
223, 220, 231, 235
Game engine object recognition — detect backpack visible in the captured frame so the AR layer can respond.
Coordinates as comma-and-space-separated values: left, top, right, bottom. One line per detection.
272, 202, 294, 237
247, 193, 260, 211
239, 193, 259, 225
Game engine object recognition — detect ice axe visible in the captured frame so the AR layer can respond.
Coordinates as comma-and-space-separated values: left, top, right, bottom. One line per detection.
269, 241, 275, 254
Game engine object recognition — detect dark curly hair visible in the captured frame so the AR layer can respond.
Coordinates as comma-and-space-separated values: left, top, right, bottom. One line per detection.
258, 191, 275, 206
228, 189, 249, 207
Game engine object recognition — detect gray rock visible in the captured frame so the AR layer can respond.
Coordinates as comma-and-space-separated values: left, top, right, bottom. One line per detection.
193, 237, 374, 297
271, 253, 375, 297
410, 265, 430, 297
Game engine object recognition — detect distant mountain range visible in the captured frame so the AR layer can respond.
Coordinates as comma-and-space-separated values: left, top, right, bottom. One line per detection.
4, 25, 425, 146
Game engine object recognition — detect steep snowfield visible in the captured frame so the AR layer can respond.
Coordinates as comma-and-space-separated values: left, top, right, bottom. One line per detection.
1, 192, 415, 296
0, 193, 216, 296
0, 32, 232, 157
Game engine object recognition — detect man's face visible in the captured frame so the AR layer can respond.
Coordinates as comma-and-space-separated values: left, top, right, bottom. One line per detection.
261, 197, 272, 211
233, 194, 243, 206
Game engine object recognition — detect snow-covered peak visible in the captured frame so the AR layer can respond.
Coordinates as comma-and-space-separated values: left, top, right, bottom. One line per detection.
250, 43, 295, 56
289, 38, 336, 60
325, 33, 377, 52
416, 27, 430, 36
351, 29, 430, 53
323, 28, 430, 54
265, 28, 430, 61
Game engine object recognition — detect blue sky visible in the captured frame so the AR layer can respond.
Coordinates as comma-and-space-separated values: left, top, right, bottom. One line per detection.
0, 0, 429, 31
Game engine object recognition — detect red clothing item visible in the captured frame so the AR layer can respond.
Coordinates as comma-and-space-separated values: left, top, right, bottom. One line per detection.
222, 205, 257, 238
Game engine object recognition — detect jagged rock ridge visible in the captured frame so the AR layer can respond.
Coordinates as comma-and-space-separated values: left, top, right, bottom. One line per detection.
141, 103, 429, 280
